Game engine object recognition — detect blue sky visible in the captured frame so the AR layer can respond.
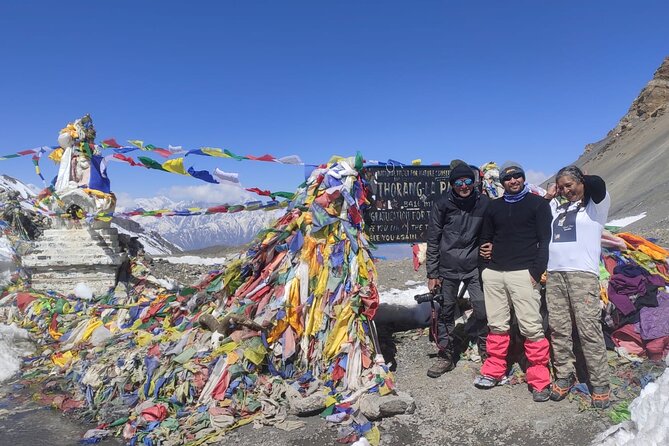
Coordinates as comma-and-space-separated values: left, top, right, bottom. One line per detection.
0, 1, 667, 207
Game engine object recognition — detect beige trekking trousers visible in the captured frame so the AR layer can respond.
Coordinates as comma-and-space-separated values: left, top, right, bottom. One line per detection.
482, 268, 545, 342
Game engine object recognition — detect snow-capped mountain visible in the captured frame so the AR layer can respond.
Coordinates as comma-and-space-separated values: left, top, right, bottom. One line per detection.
0, 175, 38, 199
0, 175, 178, 256
125, 196, 284, 251
111, 217, 181, 256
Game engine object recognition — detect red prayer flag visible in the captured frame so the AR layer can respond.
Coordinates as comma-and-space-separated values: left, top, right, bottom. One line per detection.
102, 138, 122, 148
113, 153, 142, 166
152, 148, 172, 158
245, 187, 271, 196
245, 154, 276, 162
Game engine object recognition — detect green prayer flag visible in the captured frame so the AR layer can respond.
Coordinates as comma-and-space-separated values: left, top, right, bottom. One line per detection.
270, 191, 295, 200
173, 347, 197, 364
223, 149, 245, 161
355, 151, 364, 171
138, 156, 167, 171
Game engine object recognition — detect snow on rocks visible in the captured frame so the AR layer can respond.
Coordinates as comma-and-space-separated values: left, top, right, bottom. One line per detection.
593, 357, 669, 446
0, 323, 34, 382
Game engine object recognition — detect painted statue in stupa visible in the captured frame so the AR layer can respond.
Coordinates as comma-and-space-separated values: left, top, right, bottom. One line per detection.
43, 115, 116, 227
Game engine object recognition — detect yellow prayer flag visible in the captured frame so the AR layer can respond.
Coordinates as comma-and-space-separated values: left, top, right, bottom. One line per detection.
49, 324, 62, 340
82, 318, 103, 341
379, 381, 393, 396
323, 303, 353, 358
243, 344, 266, 365
51, 350, 78, 367
365, 426, 381, 446
201, 147, 230, 158
212, 342, 239, 358
227, 350, 240, 364
162, 157, 188, 175
136, 330, 153, 347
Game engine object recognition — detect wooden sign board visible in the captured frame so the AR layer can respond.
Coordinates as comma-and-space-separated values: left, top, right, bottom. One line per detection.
362, 165, 479, 243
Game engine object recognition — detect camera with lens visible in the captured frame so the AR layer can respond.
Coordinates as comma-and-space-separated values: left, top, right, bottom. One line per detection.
414, 285, 441, 304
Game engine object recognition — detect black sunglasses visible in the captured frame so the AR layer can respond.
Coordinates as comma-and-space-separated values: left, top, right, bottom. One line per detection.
501, 172, 523, 182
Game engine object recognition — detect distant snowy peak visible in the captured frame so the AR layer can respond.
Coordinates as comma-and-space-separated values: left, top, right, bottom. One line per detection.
0, 175, 38, 199
128, 196, 181, 211
132, 206, 284, 251
118, 193, 286, 251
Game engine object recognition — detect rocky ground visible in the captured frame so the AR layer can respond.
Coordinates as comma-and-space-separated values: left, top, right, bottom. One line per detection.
3, 253, 648, 446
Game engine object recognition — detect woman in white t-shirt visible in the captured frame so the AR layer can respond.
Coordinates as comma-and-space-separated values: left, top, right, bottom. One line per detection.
544, 166, 611, 409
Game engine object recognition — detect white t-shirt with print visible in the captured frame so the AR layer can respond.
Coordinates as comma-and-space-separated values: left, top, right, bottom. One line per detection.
548, 192, 610, 275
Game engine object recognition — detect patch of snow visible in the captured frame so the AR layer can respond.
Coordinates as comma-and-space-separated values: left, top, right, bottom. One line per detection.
74, 283, 93, 300
379, 284, 469, 307
351, 438, 371, 446
375, 284, 471, 329
607, 213, 646, 228
162, 256, 227, 266
0, 235, 16, 288
404, 280, 423, 286
0, 323, 34, 382
380, 285, 429, 307
151, 277, 178, 291
593, 357, 669, 446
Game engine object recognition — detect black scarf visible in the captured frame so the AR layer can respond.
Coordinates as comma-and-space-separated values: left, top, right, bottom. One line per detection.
450, 188, 478, 211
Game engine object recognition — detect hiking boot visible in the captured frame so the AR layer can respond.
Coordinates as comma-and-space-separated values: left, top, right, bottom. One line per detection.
532, 386, 551, 402
550, 374, 576, 401
427, 354, 455, 378
473, 375, 499, 389
592, 385, 611, 409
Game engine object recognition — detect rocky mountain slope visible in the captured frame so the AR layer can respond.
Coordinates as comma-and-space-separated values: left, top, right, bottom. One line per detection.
110, 217, 181, 256
573, 56, 669, 244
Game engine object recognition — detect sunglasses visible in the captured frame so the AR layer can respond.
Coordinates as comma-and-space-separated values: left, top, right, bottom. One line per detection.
501, 172, 524, 182
453, 178, 474, 187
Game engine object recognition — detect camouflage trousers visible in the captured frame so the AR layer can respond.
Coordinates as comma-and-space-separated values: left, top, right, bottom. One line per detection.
546, 271, 610, 387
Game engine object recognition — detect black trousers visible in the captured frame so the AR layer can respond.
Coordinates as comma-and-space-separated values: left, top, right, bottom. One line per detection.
436, 272, 488, 352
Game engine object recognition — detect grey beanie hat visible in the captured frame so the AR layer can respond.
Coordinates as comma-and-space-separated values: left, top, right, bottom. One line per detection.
500, 161, 525, 181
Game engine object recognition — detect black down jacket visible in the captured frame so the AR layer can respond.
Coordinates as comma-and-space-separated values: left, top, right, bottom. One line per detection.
426, 191, 489, 280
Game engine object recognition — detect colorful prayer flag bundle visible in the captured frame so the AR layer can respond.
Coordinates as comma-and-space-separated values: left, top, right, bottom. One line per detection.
1, 153, 391, 446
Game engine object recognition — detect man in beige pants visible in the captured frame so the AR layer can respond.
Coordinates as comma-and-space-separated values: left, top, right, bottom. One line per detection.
473, 162, 553, 402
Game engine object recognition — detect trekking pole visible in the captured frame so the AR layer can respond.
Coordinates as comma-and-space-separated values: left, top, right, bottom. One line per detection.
368, 320, 386, 365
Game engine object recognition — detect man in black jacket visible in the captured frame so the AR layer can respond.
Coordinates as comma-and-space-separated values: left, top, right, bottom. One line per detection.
474, 161, 553, 402
425, 161, 490, 377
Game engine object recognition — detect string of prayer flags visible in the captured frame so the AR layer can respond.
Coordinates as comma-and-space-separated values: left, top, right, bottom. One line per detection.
0, 146, 53, 161
31, 198, 288, 222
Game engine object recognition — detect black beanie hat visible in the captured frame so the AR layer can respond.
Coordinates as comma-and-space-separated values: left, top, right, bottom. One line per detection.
449, 162, 475, 185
